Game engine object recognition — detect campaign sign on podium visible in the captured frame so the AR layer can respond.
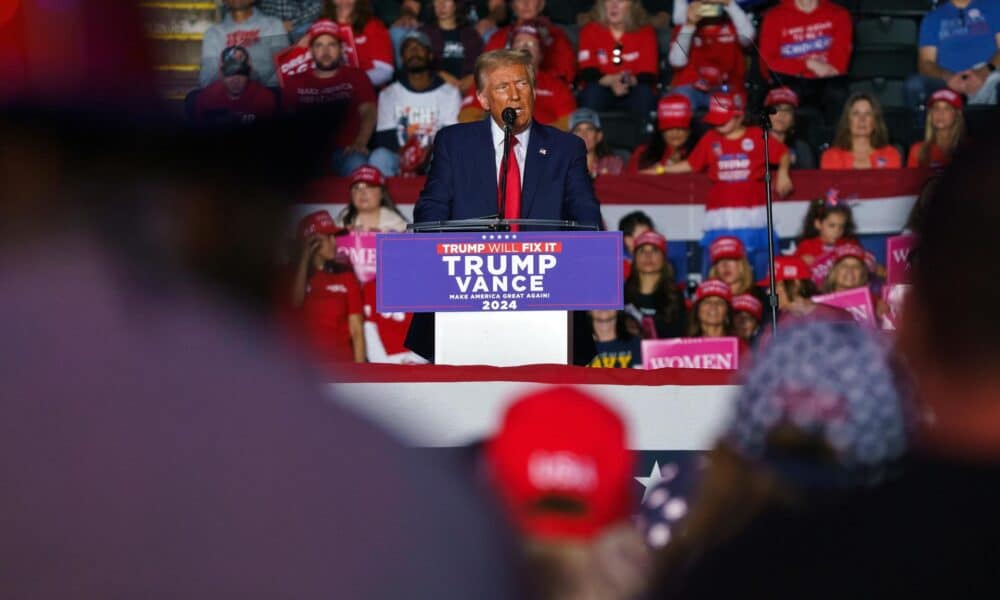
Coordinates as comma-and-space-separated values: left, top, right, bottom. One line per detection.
376, 231, 623, 313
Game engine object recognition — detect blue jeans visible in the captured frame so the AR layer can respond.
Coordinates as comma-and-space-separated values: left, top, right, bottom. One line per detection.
332, 149, 369, 176
368, 147, 400, 176
670, 85, 711, 112
576, 82, 657, 121
904, 74, 947, 128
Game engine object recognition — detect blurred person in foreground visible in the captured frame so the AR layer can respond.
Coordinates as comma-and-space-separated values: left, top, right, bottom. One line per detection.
0, 2, 522, 596
652, 120, 1000, 598
485, 387, 651, 599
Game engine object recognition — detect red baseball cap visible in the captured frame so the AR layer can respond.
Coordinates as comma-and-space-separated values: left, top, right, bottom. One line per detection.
757, 256, 812, 286
732, 294, 763, 321
485, 387, 634, 540
657, 93, 693, 130
350, 164, 385, 187
928, 88, 964, 110
704, 92, 741, 126
764, 86, 799, 108
832, 243, 877, 272
695, 279, 733, 304
709, 236, 746, 264
308, 19, 344, 44
633, 230, 667, 253
297, 210, 346, 239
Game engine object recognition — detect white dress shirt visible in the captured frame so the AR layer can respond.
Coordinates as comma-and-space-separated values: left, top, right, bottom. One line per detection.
490, 117, 531, 188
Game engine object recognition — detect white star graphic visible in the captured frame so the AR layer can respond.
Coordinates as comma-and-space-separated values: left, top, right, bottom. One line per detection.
634, 461, 666, 503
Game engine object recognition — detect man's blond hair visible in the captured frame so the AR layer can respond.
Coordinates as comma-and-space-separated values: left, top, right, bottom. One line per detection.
474, 49, 536, 92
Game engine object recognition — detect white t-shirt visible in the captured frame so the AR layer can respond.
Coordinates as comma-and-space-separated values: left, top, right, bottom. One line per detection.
375, 79, 462, 148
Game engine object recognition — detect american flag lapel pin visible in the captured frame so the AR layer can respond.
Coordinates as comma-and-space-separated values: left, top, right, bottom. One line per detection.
539, 148, 547, 155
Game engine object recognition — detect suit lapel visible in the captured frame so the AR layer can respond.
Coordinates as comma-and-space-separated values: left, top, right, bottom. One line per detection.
476, 118, 499, 217
521, 121, 544, 218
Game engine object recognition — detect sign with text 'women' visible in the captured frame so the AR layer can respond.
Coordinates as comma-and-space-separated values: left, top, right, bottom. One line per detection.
642, 338, 740, 371
376, 232, 623, 312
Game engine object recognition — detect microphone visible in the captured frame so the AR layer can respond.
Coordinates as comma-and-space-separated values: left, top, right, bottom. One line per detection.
501, 107, 517, 127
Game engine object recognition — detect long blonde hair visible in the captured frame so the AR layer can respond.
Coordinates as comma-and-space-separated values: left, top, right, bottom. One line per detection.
708, 258, 754, 295
917, 105, 965, 167
823, 257, 869, 293
589, 0, 648, 32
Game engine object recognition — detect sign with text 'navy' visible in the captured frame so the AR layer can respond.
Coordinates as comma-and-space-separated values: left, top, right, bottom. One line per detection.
376, 231, 623, 313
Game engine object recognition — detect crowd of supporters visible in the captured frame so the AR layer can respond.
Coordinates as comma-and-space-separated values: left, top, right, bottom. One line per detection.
188, 0, 999, 365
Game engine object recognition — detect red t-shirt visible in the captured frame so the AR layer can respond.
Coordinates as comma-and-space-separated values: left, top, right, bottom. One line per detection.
820, 146, 901, 170
281, 66, 375, 147
670, 22, 746, 96
793, 236, 855, 264
484, 19, 577, 83
906, 141, 950, 168
577, 22, 658, 78
758, 0, 853, 79
344, 17, 394, 75
299, 269, 363, 362
361, 280, 412, 356
460, 69, 575, 126
627, 143, 688, 173
687, 127, 788, 209
194, 79, 277, 122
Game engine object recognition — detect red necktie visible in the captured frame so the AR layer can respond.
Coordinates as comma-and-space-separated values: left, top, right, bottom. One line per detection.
499, 137, 521, 229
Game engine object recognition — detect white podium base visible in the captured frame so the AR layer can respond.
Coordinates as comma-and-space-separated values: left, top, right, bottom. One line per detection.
435, 311, 571, 366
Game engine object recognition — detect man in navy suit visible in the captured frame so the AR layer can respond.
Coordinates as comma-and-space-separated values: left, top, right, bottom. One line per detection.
407, 49, 602, 362
414, 49, 602, 227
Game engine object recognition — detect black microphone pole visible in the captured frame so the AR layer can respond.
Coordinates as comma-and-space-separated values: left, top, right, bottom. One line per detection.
759, 105, 779, 336
497, 107, 517, 232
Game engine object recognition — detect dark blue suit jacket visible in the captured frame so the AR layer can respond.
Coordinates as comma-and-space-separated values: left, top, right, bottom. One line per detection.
413, 118, 602, 228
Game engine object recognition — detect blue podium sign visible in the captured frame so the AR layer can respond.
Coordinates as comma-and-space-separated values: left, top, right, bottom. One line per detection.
376, 231, 623, 313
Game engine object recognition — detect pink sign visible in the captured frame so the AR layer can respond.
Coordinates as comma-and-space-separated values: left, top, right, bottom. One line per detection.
880, 284, 911, 331
642, 337, 740, 371
886, 234, 916, 285
812, 287, 876, 328
336, 232, 377, 284
809, 249, 837, 287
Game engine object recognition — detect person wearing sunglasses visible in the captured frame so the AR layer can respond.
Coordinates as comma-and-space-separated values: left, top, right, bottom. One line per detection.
576, 0, 658, 118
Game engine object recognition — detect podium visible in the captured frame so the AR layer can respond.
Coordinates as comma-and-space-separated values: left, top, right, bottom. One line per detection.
376, 219, 623, 366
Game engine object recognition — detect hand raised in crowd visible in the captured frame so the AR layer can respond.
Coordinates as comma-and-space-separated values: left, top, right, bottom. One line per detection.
686, 1, 704, 25
805, 57, 838, 78
775, 170, 794, 197
300, 234, 322, 264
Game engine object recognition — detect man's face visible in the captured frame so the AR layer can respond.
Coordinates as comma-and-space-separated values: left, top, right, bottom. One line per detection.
401, 40, 432, 72
476, 63, 535, 133
512, 0, 543, 21
224, 0, 255, 10
311, 35, 342, 71
511, 33, 542, 68
223, 74, 249, 97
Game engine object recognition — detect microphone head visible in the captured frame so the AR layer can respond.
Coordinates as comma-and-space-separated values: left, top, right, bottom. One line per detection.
501, 107, 517, 126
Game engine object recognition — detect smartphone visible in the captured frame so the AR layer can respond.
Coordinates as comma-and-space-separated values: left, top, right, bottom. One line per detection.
697, 3, 723, 18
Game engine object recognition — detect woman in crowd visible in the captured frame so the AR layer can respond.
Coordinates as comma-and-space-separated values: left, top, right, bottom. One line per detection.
794, 196, 858, 265
576, 0, 658, 117
336, 165, 409, 231
322, 0, 395, 86
764, 87, 816, 170
482, 0, 577, 83
686, 279, 734, 338
907, 88, 965, 169
290, 210, 366, 363
822, 244, 873, 294
668, 0, 754, 111
662, 92, 793, 277
570, 108, 624, 178
820, 92, 901, 170
706, 236, 759, 299
420, 0, 483, 95
623, 230, 687, 338
762, 256, 852, 324
588, 309, 642, 368
731, 293, 762, 346
618, 211, 655, 259
628, 93, 696, 174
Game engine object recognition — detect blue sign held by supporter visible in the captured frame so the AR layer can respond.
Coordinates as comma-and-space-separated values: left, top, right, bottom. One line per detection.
376, 231, 624, 313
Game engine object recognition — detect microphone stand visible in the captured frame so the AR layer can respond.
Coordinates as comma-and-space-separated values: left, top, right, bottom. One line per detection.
496, 119, 513, 233
759, 107, 779, 336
